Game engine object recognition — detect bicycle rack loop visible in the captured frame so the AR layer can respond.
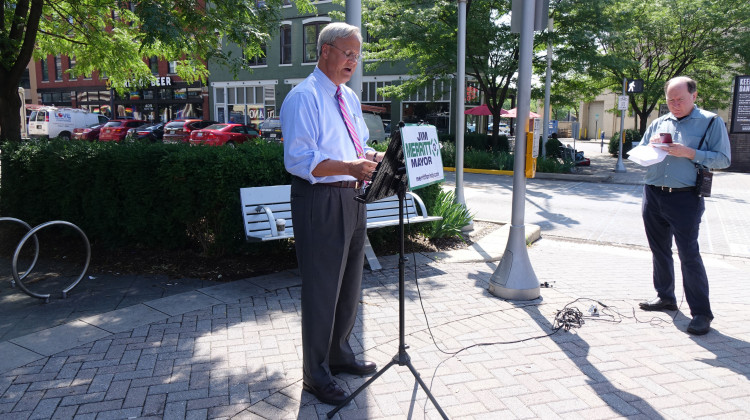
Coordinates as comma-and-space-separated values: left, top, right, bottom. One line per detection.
5, 219, 91, 303
0, 217, 40, 287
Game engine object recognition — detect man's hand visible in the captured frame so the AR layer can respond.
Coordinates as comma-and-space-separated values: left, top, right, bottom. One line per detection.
649, 135, 696, 159
350, 159, 378, 181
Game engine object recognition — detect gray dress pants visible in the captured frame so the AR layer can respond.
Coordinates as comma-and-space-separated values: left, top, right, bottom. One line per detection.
290, 176, 367, 387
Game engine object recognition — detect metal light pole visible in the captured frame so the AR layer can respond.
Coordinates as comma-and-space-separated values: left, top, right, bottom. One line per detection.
488, 0, 540, 301
615, 77, 627, 172
345, 0, 363, 100
455, 0, 468, 208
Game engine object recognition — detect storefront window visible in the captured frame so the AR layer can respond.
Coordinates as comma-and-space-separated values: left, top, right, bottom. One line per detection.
159, 88, 173, 100
215, 88, 225, 104
174, 88, 187, 100
229, 104, 245, 124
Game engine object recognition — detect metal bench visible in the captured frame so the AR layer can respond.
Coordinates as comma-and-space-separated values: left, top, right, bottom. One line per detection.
240, 185, 442, 270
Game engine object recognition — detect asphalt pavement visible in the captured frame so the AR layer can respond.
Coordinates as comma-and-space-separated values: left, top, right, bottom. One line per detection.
1, 140, 749, 419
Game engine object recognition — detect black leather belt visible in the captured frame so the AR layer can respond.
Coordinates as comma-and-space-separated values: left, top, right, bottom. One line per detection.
317, 180, 363, 189
648, 185, 694, 193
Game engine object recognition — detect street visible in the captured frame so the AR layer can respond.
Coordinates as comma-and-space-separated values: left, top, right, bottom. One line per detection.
443, 141, 750, 260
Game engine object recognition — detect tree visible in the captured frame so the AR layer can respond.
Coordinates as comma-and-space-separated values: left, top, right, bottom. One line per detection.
581, 0, 750, 134
0, 0, 312, 142
362, 0, 519, 150
362, 0, 608, 150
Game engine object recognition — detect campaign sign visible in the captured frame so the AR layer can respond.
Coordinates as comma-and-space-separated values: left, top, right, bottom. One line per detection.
401, 125, 444, 190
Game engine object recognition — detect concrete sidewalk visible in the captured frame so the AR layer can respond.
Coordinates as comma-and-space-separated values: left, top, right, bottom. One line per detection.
1, 144, 749, 418
1, 229, 749, 418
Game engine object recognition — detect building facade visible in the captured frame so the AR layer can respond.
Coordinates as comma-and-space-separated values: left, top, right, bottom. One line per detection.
207, 1, 463, 134
33, 55, 209, 122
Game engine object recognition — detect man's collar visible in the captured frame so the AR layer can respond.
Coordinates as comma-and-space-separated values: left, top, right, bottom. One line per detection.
668, 105, 700, 121
313, 66, 338, 97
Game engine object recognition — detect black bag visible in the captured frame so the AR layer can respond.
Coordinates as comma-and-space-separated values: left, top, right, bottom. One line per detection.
694, 116, 718, 197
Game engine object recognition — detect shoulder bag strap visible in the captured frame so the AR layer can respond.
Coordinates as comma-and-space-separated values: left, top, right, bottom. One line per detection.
695, 115, 718, 171
696, 115, 718, 152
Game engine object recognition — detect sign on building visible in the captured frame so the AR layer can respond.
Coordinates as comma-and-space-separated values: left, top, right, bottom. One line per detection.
730, 75, 750, 134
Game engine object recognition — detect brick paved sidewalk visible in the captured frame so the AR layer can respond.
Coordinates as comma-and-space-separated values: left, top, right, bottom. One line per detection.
1, 237, 748, 419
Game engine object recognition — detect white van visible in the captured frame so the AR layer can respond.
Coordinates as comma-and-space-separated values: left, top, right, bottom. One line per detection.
28, 107, 107, 140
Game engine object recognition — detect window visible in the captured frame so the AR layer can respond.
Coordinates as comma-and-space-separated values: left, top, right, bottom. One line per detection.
168, 61, 177, 74
303, 22, 327, 63
68, 56, 76, 79
280, 25, 292, 64
246, 45, 267, 66
54, 55, 63, 81
41, 58, 48, 81
149, 56, 159, 75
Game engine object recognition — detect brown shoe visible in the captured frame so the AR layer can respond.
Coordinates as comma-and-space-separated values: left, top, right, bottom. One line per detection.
302, 381, 350, 405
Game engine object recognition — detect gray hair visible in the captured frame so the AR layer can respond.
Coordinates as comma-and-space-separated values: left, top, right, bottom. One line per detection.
317, 22, 362, 57
665, 76, 697, 94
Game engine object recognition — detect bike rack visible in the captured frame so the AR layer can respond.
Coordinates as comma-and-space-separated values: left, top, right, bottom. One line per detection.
0, 217, 40, 287
2, 218, 91, 303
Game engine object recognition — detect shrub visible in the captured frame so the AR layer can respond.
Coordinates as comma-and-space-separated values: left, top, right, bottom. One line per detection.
544, 137, 563, 159
424, 190, 474, 239
536, 155, 574, 174
608, 129, 639, 156
0, 139, 289, 255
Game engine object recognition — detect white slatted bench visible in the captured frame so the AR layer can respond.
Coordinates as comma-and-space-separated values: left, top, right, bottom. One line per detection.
240, 185, 442, 270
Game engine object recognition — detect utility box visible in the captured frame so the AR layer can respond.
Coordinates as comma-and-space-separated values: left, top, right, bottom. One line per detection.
525, 131, 537, 178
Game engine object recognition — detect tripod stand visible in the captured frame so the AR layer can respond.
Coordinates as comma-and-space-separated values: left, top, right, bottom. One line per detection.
327, 182, 448, 419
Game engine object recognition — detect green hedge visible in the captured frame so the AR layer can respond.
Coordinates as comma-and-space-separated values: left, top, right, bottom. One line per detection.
0, 139, 444, 256
0, 140, 290, 255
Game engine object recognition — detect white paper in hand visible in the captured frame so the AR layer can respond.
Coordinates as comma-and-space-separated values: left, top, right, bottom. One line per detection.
627, 145, 668, 166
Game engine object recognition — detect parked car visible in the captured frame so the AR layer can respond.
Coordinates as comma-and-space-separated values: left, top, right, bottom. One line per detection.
488, 122, 510, 135
126, 122, 165, 142
28, 107, 107, 140
98, 119, 147, 142
189, 124, 260, 147
259, 117, 282, 141
72, 123, 104, 141
162, 119, 217, 143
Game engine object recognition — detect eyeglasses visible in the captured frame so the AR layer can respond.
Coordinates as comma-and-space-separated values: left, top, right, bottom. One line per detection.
327, 44, 361, 62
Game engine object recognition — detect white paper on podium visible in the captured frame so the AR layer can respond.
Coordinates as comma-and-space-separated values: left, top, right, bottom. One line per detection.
627, 145, 668, 166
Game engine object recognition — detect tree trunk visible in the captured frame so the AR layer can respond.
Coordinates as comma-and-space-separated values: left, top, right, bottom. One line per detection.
0, 86, 23, 143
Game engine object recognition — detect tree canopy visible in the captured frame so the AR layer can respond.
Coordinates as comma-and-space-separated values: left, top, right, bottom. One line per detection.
554, 0, 750, 133
0, 0, 312, 142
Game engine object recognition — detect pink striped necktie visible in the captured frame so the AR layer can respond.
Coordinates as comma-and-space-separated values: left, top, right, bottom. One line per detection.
335, 85, 365, 159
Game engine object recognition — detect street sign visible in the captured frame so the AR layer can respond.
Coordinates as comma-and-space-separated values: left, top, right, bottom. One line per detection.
618, 95, 629, 111
627, 79, 644, 93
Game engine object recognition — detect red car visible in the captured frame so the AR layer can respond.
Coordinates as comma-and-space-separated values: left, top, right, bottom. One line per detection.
98, 120, 147, 142
162, 119, 217, 144
189, 124, 261, 147
72, 123, 104, 141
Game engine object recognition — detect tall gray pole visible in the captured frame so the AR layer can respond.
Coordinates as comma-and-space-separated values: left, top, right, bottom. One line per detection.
541, 17, 553, 157
488, 0, 539, 301
346, 0, 363, 100
455, 0, 467, 207
615, 77, 627, 172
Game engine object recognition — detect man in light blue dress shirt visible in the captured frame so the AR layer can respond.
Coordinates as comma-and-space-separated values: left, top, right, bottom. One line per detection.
637, 76, 731, 336
280, 22, 383, 406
